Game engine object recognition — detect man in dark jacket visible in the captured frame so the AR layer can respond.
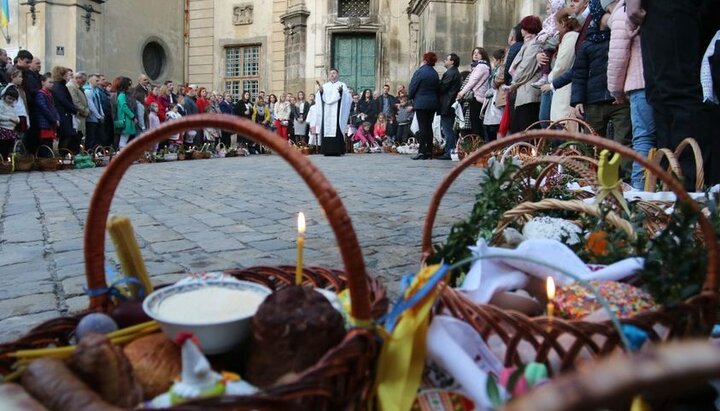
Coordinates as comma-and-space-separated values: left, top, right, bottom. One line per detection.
438, 53, 462, 160
373, 84, 397, 119
134, 74, 150, 103
626, 0, 717, 190
182, 86, 201, 145
16, 50, 41, 153
0, 49, 10, 85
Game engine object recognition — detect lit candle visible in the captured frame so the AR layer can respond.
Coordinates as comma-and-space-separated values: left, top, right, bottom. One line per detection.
295, 212, 305, 285
546, 276, 556, 333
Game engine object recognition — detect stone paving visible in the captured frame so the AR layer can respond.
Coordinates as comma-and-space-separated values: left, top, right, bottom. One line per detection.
0, 153, 482, 342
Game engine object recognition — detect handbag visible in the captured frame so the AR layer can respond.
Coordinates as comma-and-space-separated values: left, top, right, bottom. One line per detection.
114, 118, 125, 130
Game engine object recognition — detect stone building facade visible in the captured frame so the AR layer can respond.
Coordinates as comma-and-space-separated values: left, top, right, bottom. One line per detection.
2, 0, 184, 82
1, 0, 545, 96
189, 0, 545, 98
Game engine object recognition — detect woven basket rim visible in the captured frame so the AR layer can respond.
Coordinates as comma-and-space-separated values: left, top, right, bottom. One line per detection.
422, 130, 718, 292
83, 113, 373, 320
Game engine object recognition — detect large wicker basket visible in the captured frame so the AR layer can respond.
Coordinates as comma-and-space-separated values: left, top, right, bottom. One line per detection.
422, 130, 719, 375
501, 340, 720, 411
0, 114, 388, 410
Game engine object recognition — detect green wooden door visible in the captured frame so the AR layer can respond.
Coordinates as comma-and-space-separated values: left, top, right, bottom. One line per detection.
332, 35, 376, 94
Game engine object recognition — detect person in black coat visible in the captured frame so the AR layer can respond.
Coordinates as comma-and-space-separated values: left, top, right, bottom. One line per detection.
408, 51, 441, 160
50, 66, 79, 153
233, 90, 252, 147
438, 53, 462, 159
357, 89, 377, 126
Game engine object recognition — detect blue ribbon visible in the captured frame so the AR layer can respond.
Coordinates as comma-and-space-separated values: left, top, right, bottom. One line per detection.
621, 324, 648, 352
382, 264, 451, 332
84, 277, 146, 301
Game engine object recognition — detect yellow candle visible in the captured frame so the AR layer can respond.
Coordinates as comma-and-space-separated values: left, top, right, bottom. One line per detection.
546, 276, 555, 333
295, 212, 306, 285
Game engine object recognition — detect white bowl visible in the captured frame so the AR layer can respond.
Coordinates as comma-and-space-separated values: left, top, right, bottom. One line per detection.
143, 279, 271, 354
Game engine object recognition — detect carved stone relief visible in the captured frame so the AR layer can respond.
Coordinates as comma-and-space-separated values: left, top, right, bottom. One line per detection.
233, 4, 253, 25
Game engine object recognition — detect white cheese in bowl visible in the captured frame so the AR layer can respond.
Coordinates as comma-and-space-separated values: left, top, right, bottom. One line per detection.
156, 286, 266, 324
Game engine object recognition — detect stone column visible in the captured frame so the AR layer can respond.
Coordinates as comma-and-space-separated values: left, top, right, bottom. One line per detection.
280, 2, 310, 93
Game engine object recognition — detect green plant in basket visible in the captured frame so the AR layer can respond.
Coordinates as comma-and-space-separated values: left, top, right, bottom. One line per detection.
573, 203, 648, 265
637, 200, 708, 307
429, 157, 523, 285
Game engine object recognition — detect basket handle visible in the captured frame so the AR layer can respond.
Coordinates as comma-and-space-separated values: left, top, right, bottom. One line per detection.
643, 148, 682, 192
84, 114, 372, 321
58, 148, 74, 159
548, 117, 599, 135
674, 137, 705, 191
421, 129, 718, 293
35, 145, 55, 158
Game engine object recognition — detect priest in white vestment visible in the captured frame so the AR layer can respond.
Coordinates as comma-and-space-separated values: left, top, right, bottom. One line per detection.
314, 68, 352, 156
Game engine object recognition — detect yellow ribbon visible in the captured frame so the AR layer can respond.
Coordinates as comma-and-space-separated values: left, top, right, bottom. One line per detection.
631, 395, 651, 411
375, 264, 444, 411
596, 149, 631, 216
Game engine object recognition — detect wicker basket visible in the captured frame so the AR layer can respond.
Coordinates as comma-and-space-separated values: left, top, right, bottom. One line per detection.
0, 114, 388, 410
501, 340, 720, 411
93, 146, 113, 167
12, 140, 34, 172
35, 145, 59, 171
0, 155, 12, 174
422, 130, 719, 376
644, 137, 704, 192
57, 148, 75, 170
455, 134, 483, 163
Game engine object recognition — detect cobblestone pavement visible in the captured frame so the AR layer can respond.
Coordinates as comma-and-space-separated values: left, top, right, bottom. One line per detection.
0, 153, 482, 342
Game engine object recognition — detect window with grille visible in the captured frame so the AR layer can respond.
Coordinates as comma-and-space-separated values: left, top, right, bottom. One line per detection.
338, 0, 370, 17
224, 45, 260, 100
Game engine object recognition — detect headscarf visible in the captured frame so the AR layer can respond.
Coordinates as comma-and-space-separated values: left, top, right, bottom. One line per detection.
585, 0, 611, 43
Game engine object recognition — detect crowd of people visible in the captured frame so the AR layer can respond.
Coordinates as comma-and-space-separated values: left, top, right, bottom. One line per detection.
407, 0, 720, 191
0, 47, 418, 161
1, 0, 718, 191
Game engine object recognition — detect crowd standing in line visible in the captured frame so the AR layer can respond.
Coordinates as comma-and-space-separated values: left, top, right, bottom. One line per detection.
0, 0, 717, 190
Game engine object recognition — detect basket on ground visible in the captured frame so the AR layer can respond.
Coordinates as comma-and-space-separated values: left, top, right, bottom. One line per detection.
0, 114, 388, 410
422, 130, 719, 375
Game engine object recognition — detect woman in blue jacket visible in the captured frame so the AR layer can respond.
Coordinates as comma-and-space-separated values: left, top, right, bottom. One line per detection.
408, 51, 440, 160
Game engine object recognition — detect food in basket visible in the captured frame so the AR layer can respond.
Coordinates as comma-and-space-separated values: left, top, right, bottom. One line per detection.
111, 301, 152, 328
245, 286, 346, 387
68, 333, 143, 407
0, 383, 49, 411
554, 280, 658, 320
157, 286, 265, 323
522, 216, 582, 245
21, 357, 124, 411
124, 333, 181, 399
74, 313, 118, 340
143, 278, 272, 354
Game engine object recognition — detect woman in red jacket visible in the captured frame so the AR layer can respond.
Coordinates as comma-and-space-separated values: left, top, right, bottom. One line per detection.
145, 86, 166, 122
196, 87, 209, 114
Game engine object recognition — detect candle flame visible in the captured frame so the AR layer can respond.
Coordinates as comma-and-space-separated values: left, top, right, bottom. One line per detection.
297, 212, 306, 235
546, 276, 556, 300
